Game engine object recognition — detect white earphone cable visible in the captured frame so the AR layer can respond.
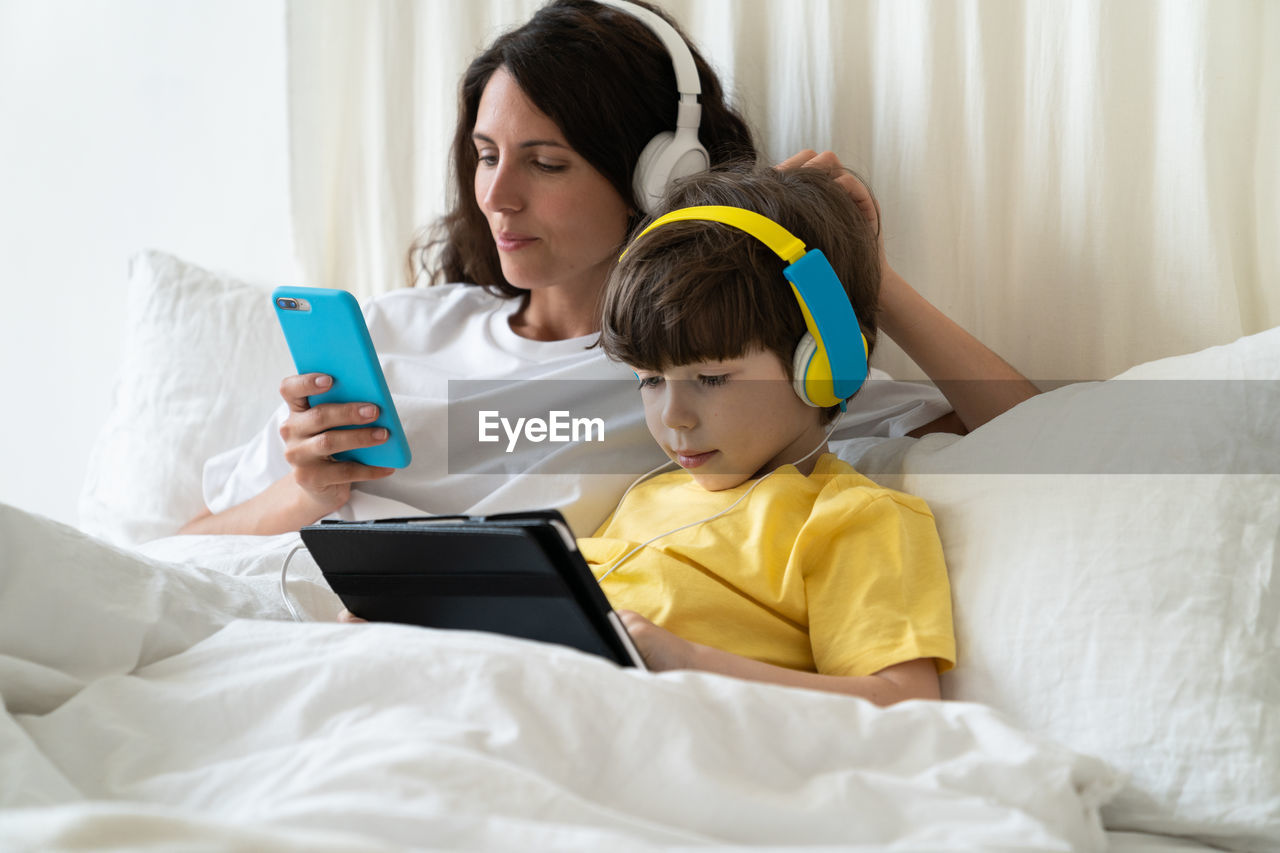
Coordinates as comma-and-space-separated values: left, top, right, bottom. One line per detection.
596, 414, 843, 583
279, 544, 306, 623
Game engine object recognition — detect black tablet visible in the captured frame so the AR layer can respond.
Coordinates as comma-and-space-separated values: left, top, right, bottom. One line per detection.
299, 510, 646, 669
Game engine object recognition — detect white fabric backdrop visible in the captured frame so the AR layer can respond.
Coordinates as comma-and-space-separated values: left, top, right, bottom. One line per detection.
286, 0, 1279, 382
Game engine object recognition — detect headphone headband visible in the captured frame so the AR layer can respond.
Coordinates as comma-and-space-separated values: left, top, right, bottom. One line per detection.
628, 205, 807, 263
619, 203, 870, 408
591, 0, 701, 96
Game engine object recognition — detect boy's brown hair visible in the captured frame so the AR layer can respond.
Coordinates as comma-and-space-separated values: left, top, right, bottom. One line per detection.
600, 161, 881, 420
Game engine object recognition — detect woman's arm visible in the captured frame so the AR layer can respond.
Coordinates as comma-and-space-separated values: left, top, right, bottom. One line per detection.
179, 372, 395, 535
181, 473, 340, 536
878, 268, 1041, 435
778, 150, 1040, 434
618, 611, 940, 706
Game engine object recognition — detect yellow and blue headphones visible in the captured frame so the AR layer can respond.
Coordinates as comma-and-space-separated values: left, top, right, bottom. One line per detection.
625, 205, 870, 409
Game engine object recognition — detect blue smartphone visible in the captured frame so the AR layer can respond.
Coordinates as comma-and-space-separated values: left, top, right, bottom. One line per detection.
272, 286, 412, 468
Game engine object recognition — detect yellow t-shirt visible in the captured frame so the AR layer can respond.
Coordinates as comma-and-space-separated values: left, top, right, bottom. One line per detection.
580, 454, 955, 677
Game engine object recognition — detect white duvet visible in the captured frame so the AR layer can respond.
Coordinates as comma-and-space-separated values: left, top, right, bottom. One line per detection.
0, 505, 1119, 851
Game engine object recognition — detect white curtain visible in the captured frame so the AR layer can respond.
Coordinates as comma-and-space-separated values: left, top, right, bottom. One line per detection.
287, 0, 1279, 382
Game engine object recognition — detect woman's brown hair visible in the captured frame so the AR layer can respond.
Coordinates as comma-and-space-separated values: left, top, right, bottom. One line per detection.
407, 0, 757, 296
600, 162, 881, 420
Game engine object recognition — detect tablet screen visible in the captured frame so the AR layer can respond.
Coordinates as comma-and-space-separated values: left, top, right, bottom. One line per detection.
301, 513, 644, 668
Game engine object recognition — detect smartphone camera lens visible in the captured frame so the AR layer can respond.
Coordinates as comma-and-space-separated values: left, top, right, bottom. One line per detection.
277, 298, 298, 310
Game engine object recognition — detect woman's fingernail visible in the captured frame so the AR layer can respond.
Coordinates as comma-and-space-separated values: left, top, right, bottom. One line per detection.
359, 405, 377, 418
373, 428, 388, 440
316, 375, 333, 388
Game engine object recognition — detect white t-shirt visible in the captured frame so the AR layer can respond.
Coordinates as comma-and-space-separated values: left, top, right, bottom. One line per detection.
203, 285, 951, 535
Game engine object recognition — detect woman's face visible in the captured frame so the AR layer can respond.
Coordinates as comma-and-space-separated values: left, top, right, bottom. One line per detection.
472, 68, 631, 299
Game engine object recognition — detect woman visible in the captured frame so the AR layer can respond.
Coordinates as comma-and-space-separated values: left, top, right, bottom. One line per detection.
183, 0, 1036, 538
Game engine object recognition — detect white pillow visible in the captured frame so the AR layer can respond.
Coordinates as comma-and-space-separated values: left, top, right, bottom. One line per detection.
78, 251, 291, 546
864, 328, 1280, 851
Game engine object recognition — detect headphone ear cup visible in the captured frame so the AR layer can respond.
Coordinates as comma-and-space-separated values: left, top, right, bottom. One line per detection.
791, 333, 823, 408
633, 129, 710, 213
632, 132, 672, 213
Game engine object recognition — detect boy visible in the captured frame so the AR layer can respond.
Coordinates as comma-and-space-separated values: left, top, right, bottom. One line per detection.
581, 164, 955, 705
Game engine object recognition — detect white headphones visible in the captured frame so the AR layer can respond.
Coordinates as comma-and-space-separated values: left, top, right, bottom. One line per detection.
592, 0, 710, 212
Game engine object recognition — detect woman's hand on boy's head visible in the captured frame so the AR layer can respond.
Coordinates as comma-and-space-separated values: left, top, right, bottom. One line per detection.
617, 610, 700, 672
776, 150, 884, 263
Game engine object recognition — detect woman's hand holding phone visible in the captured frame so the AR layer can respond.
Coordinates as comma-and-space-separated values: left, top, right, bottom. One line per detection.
277, 372, 397, 518
178, 383, 394, 537
182, 286, 413, 536
269, 285, 413, 518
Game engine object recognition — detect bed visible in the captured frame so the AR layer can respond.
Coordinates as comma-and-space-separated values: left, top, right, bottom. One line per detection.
0, 250, 1275, 851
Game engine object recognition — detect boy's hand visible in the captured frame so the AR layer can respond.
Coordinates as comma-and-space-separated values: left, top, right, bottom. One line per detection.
617, 610, 701, 672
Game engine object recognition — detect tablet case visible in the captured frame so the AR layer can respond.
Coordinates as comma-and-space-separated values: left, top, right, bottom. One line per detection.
300, 510, 646, 668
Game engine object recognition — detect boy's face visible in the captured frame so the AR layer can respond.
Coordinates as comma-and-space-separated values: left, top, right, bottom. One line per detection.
635, 349, 828, 491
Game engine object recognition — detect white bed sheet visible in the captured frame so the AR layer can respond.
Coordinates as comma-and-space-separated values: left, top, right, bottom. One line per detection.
0, 506, 1119, 852
1105, 833, 1231, 853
